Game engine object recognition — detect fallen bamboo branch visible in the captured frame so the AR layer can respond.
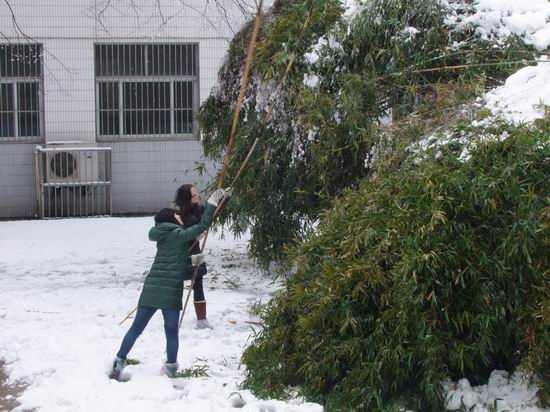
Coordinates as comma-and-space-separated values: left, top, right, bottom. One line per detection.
119, 306, 137, 325
385, 59, 546, 78
228, 319, 263, 326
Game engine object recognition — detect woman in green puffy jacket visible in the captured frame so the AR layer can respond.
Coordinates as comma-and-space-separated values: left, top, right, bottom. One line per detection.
109, 188, 226, 381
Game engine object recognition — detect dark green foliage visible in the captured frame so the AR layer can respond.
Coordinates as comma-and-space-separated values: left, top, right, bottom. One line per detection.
241, 128, 550, 411
172, 363, 210, 379
125, 358, 140, 366
197, 0, 537, 266
254, 0, 344, 80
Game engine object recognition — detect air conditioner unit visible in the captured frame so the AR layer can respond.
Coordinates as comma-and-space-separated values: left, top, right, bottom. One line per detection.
44, 141, 99, 185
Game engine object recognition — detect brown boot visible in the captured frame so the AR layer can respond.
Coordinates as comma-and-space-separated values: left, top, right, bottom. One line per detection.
194, 301, 213, 329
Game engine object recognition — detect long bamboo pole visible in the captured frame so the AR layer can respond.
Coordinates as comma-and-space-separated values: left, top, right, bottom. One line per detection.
178, 0, 263, 328
178, 138, 259, 327
218, 0, 263, 189
118, 0, 263, 327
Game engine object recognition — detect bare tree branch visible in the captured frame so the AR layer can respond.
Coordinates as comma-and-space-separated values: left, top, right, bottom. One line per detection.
0, 31, 10, 42
98, 1, 267, 39
128, 0, 141, 26
2, 0, 75, 92
156, 0, 166, 25
96, 0, 114, 37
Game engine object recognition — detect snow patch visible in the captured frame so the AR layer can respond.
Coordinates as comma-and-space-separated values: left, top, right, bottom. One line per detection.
340, 0, 365, 20
444, 370, 544, 412
402, 26, 420, 40
443, 0, 550, 50
303, 73, 320, 88
484, 59, 550, 124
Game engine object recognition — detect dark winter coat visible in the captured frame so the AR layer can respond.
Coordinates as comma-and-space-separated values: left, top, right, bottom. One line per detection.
138, 204, 215, 310
181, 204, 207, 280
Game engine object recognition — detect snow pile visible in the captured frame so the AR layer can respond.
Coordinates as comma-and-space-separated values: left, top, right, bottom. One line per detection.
444, 0, 550, 50
444, 370, 543, 412
484, 58, 550, 123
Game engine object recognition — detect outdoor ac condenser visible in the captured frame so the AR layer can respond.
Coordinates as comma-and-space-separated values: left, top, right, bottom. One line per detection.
44, 141, 99, 185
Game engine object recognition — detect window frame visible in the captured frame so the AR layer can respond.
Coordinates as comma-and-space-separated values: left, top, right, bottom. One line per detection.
94, 43, 200, 142
0, 43, 45, 144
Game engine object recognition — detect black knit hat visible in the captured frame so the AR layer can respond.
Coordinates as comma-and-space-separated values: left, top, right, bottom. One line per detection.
154, 208, 179, 225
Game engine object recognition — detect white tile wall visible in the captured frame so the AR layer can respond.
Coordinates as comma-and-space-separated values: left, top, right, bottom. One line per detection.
0, 0, 266, 217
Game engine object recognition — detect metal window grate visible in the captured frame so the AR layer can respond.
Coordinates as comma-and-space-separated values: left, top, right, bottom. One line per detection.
35, 145, 112, 218
0, 44, 41, 77
95, 43, 198, 139
95, 44, 197, 77
0, 44, 43, 141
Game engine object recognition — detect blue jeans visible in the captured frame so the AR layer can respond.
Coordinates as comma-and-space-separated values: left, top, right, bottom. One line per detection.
116, 306, 180, 363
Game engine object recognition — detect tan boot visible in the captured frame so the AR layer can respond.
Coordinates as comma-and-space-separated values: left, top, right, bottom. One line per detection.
194, 301, 213, 329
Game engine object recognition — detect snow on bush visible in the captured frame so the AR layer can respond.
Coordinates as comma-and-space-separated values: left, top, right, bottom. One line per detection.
444, 0, 550, 50
484, 58, 550, 124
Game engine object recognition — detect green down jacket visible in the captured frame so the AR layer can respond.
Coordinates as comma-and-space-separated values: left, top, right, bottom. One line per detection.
138, 204, 215, 310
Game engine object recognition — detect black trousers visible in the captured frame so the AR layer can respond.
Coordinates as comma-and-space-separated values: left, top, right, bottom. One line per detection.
192, 275, 205, 302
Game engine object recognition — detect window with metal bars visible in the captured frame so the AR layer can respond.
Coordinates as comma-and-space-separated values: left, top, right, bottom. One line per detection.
95, 44, 198, 140
0, 44, 43, 141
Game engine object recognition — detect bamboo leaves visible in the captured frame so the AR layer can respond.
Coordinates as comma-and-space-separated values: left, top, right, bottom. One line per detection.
242, 127, 550, 410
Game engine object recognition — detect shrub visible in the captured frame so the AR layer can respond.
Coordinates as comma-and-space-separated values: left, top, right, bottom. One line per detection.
198, 0, 536, 266
241, 127, 550, 411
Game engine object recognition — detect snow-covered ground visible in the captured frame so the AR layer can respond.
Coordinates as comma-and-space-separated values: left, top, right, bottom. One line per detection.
0, 217, 322, 412
0, 217, 547, 412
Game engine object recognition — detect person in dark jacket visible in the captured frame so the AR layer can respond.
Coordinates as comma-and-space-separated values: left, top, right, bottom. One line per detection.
174, 184, 222, 329
109, 188, 226, 381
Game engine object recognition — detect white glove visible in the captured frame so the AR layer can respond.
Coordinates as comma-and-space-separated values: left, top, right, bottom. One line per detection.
190, 253, 205, 266
207, 188, 225, 207
223, 187, 234, 197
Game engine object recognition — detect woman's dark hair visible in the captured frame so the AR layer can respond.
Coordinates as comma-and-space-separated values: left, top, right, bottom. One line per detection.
174, 184, 194, 217
154, 208, 179, 225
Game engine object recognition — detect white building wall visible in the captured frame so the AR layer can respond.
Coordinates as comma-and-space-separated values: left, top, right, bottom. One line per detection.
0, 144, 37, 217
0, 0, 261, 217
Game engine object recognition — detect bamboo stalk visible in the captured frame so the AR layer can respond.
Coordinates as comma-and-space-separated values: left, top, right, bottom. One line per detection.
178, 0, 264, 328
178, 1, 315, 328
119, 307, 136, 325
414, 60, 547, 73
182, 138, 260, 259
385, 59, 545, 78
218, 0, 263, 189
